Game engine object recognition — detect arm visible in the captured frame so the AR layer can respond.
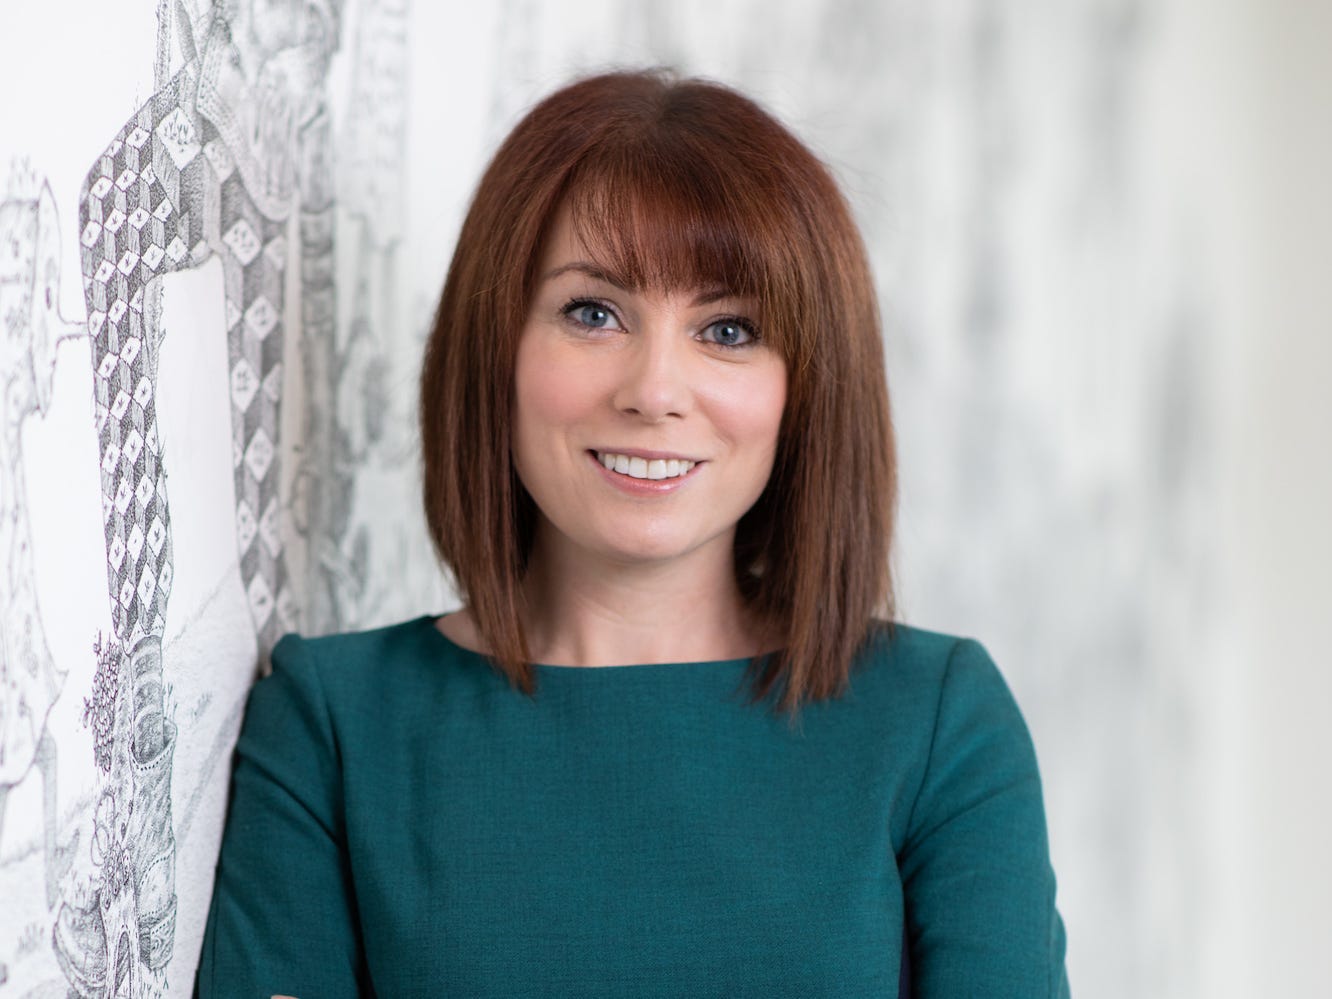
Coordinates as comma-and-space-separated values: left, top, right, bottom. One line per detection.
194, 635, 369, 998
898, 639, 1070, 997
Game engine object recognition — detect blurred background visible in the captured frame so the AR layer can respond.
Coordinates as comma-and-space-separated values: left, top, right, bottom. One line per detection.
0, 0, 1327, 995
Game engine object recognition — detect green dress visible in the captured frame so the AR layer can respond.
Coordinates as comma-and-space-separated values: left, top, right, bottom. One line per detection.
194, 615, 1069, 997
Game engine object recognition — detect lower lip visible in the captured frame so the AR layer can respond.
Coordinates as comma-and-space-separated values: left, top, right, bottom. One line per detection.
588, 452, 702, 496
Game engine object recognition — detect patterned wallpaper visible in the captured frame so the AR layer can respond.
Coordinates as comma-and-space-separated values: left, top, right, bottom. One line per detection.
0, 1, 1217, 995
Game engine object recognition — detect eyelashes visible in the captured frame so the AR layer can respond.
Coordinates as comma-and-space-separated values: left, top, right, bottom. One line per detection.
559, 297, 762, 349
700, 316, 759, 349
561, 298, 621, 332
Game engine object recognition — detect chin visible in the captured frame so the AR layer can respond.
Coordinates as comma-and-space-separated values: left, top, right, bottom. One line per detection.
596, 538, 696, 566
584, 526, 713, 567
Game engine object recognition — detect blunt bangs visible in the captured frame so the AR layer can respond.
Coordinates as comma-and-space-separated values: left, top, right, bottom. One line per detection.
554, 110, 818, 364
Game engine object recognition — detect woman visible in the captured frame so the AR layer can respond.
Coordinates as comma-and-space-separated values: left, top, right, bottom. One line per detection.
196, 70, 1069, 997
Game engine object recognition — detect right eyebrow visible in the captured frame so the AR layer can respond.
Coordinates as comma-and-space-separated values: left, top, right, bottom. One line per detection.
540, 261, 629, 289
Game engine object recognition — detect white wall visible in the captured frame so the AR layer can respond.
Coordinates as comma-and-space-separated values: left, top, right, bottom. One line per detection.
1215, 0, 1332, 994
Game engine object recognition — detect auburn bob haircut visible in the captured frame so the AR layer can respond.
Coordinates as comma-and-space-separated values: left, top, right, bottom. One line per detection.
419, 69, 895, 714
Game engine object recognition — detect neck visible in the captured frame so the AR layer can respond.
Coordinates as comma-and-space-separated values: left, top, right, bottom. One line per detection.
518, 527, 765, 667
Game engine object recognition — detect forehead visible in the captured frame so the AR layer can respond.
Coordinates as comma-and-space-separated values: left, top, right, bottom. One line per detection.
531, 162, 766, 299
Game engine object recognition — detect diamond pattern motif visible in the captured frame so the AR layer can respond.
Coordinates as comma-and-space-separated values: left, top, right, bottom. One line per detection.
244, 295, 277, 339
136, 566, 157, 607
259, 498, 281, 558
147, 517, 166, 556
122, 429, 143, 466
222, 219, 262, 266
127, 524, 145, 563
155, 107, 200, 169
79, 73, 296, 662
230, 358, 259, 413
244, 427, 275, 483
235, 500, 258, 554
113, 478, 132, 514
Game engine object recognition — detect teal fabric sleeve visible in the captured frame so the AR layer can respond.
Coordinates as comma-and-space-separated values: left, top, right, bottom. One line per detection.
194, 635, 368, 998
899, 638, 1070, 997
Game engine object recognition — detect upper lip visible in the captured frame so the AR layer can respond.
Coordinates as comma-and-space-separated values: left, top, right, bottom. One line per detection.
589, 447, 704, 463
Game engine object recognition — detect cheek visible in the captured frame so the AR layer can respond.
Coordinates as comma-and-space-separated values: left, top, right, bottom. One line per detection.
707, 361, 788, 456
513, 337, 596, 434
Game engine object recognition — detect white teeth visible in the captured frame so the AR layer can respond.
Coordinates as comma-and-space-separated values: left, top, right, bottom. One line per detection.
596, 453, 697, 480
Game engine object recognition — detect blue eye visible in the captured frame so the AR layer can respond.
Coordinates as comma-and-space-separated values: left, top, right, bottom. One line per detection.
701, 318, 757, 348
563, 300, 619, 330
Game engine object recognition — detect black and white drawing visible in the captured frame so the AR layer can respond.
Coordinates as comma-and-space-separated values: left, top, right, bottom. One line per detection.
41, 1, 418, 996
294, 0, 411, 633
51, 1, 345, 993
0, 165, 87, 987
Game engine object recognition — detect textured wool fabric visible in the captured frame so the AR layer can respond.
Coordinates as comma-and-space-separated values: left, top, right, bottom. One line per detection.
194, 615, 1069, 997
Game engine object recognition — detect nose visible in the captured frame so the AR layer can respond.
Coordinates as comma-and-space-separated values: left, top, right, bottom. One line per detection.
611, 325, 691, 422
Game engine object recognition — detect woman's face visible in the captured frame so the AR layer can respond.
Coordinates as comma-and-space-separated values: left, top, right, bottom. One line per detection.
512, 207, 787, 572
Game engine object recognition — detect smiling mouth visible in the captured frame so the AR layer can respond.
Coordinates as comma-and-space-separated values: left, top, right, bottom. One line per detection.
592, 451, 698, 481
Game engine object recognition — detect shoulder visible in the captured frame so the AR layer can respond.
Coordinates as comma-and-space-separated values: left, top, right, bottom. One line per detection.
265, 614, 472, 708
860, 622, 1046, 825
843, 622, 1039, 791
850, 620, 1019, 715
855, 619, 973, 673
276, 613, 435, 665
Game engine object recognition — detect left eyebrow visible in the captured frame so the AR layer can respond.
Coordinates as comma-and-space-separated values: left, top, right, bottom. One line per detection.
540, 262, 743, 309
540, 261, 629, 289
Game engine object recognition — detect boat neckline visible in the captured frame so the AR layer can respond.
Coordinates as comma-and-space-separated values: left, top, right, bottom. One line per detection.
417, 613, 761, 672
